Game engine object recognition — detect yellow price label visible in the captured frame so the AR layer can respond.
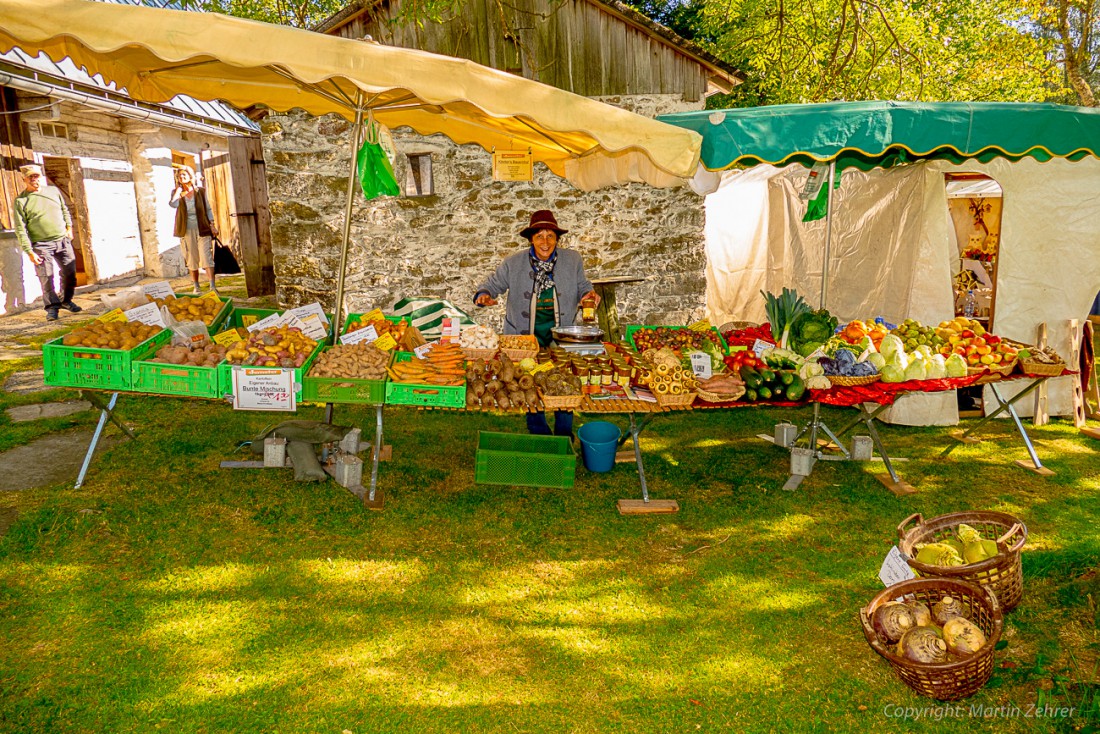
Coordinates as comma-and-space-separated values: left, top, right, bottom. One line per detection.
199, 290, 222, 302
97, 308, 128, 323
212, 329, 243, 347
530, 360, 556, 374
240, 314, 258, 327
361, 308, 385, 323
372, 333, 398, 352
688, 318, 712, 332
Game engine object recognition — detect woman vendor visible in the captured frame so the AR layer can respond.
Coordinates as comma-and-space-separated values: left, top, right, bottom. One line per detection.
474, 210, 599, 437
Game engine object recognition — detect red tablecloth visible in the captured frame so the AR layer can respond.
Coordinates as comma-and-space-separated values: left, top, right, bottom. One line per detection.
808, 368, 1077, 408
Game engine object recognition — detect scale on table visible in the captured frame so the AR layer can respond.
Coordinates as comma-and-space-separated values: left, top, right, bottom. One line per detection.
551, 325, 605, 356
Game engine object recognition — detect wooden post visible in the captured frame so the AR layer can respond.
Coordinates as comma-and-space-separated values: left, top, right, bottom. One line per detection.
1087, 319, 1100, 420
1070, 319, 1086, 428
1033, 322, 1048, 427
228, 135, 275, 297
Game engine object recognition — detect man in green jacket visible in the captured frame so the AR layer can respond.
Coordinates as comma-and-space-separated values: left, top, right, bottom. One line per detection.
14, 163, 82, 321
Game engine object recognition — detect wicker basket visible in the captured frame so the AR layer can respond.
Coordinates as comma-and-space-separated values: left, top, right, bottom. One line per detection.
1020, 359, 1065, 377
696, 386, 745, 403
827, 374, 881, 387
539, 392, 584, 410
499, 336, 539, 362
897, 511, 1028, 611
654, 390, 696, 408
860, 577, 1003, 701
966, 361, 1016, 378
461, 347, 498, 362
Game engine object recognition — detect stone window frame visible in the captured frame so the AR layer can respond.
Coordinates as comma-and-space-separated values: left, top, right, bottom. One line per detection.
404, 153, 433, 197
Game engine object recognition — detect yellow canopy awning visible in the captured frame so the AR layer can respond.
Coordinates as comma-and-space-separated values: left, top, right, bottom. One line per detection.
0, 0, 702, 190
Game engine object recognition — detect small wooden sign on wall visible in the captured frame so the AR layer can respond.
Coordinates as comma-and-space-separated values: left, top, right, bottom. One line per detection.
492, 151, 533, 182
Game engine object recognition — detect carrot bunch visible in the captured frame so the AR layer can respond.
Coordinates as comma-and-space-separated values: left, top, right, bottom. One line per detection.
388, 342, 466, 385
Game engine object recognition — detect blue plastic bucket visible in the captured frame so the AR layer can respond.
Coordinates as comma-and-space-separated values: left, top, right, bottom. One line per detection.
577, 421, 622, 473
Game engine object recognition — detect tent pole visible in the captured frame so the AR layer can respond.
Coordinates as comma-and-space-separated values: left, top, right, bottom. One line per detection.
331, 93, 365, 348
820, 160, 836, 310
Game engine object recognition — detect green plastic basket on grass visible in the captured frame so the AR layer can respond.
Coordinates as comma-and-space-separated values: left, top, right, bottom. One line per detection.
474, 431, 576, 488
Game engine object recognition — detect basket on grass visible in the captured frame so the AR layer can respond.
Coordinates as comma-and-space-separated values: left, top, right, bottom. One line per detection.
654, 390, 696, 408
860, 577, 1003, 701
1020, 358, 1065, 377
827, 374, 880, 387
498, 335, 539, 362
538, 392, 584, 410
897, 511, 1027, 611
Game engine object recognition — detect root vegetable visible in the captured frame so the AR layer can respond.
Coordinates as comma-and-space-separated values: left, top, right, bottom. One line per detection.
897, 626, 948, 664
873, 602, 916, 644
932, 596, 967, 626
942, 617, 986, 657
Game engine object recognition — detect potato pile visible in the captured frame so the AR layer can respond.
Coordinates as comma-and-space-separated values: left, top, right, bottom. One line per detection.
149, 295, 224, 325
309, 343, 389, 380
465, 352, 540, 410
225, 326, 317, 368
149, 342, 227, 367
61, 321, 162, 350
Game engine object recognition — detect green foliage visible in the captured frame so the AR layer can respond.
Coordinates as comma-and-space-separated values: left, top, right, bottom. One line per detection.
177, 0, 346, 28
692, 0, 1062, 106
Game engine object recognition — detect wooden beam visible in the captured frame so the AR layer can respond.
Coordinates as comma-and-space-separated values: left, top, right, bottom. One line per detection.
1033, 322, 1049, 427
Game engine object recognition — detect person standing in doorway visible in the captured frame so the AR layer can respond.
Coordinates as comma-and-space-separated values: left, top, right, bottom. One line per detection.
13, 163, 81, 322
169, 165, 219, 294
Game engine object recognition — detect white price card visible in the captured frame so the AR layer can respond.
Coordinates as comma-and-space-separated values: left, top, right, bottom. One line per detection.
689, 351, 713, 379
879, 546, 917, 587
413, 341, 437, 359
247, 312, 283, 332
752, 338, 774, 360
142, 281, 175, 300
340, 324, 378, 345
124, 302, 166, 327
297, 313, 328, 340
273, 313, 308, 331
232, 367, 297, 411
286, 302, 329, 325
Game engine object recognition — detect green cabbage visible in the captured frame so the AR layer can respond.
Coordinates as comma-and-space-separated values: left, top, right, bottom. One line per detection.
789, 309, 838, 356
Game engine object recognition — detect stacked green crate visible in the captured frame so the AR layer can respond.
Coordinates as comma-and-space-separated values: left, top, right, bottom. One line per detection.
44, 329, 171, 391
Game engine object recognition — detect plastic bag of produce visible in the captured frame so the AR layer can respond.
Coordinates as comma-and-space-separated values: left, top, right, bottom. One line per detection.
101, 285, 148, 311
357, 122, 400, 200
161, 306, 210, 349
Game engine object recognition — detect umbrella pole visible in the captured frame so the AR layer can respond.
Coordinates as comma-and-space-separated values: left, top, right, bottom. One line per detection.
325, 95, 366, 425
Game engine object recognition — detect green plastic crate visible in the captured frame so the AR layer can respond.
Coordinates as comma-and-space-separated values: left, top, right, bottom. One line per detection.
43, 328, 171, 391
475, 431, 576, 488
624, 324, 729, 354
131, 359, 222, 399
341, 312, 405, 336
217, 340, 324, 400
384, 352, 466, 408
301, 346, 389, 404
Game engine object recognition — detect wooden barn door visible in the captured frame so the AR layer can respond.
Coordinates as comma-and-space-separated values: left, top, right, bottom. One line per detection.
199, 147, 238, 258
227, 135, 275, 297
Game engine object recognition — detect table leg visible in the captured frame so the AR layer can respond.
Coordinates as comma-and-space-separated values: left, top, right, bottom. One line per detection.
990, 383, 1051, 474
629, 413, 650, 503
368, 403, 383, 504
75, 391, 119, 490
941, 378, 1046, 456
859, 404, 900, 484
80, 390, 135, 439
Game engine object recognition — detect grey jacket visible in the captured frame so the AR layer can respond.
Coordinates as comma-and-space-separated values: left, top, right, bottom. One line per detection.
476, 248, 593, 335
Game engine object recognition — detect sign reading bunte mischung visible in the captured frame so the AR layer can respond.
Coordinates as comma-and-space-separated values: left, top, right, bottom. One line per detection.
232, 367, 296, 411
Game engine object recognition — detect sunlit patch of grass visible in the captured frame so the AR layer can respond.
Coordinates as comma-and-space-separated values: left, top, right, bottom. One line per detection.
759, 513, 817, 541
702, 575, 822, 611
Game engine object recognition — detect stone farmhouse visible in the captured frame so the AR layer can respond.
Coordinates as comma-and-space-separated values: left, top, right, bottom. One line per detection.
262, 0, 741, 326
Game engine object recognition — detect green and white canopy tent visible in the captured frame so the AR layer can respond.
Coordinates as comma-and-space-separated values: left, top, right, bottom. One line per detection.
660, 101, 1100, 424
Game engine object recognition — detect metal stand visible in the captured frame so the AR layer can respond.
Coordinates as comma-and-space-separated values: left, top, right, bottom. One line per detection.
782, 401, 851, 490
363, 404, 385, 509
612, 413, 679, 515
940, 377, 1054, 475
75, 391, 135, 489
831, 402, 914, 494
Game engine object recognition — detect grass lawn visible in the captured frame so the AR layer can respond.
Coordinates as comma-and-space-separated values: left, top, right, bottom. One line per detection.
0, 352, 1097, 733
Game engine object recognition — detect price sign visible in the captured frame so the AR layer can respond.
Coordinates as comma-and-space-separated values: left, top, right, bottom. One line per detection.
142, 281, 175, 300
213, 329, 243, 347
359, 308, 385, 324
286, 302, 329, 325
340, 324, 378, 345
372, 333, 398, 352
97, 308, 128, 323
273, 313, 308, 331
879, 546, 917, 587
124, 302, 166, 327
296, 313, 328, 340
530, 360, 556, 375
491, 151, 533, 182
413, 341, 436, 359
199, 290, 222, 302
240, 314, 258, 328
248, 312, 282, 332
232, 367, 296, 411
689, 351, 713, 379
752, 338, 774, 360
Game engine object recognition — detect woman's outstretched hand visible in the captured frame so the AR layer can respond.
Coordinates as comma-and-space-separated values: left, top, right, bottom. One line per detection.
476, 293, 497, 307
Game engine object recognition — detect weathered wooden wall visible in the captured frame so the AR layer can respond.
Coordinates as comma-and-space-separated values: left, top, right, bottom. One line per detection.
331, 0, 707, 101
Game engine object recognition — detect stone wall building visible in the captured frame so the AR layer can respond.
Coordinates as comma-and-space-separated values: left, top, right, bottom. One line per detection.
264, 0, 740, 327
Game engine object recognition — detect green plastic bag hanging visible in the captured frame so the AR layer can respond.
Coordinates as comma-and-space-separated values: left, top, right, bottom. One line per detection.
357, 120, 400, 200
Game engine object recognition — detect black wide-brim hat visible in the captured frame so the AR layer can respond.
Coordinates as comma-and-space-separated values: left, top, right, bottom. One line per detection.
520, 209, 568, 240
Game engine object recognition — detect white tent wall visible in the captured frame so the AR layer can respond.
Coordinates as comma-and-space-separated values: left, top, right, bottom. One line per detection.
702, 157, 1100, 425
